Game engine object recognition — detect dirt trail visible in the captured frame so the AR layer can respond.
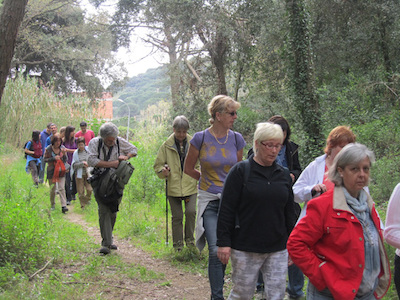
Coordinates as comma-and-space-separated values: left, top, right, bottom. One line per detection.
64, 205, 211, 299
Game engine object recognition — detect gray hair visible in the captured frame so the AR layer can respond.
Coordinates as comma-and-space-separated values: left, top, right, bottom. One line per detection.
173, 115, 190, 130
328, 143, 375, 186
253, 122, 284, 152
99, 122, 119, 139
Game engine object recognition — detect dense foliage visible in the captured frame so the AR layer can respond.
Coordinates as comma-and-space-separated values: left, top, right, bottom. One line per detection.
10, 0, 125, 97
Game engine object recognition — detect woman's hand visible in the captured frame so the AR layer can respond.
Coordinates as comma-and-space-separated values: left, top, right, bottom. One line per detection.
161, 165, 170, 177
290, 173, 295, 182
217, 247, 231, 265
288, 255, 294, 266
311, 184, 327, 196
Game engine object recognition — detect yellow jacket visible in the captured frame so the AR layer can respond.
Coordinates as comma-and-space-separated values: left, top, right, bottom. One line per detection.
154, 133, 198, 197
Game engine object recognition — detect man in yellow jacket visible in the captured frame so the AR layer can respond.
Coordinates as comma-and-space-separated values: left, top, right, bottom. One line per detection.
154, 116, 199, 251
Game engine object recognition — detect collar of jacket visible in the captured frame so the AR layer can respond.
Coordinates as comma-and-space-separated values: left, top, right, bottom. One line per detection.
250, 156, 284, 174
165, 133, 192, 149
332, 186, 374, 212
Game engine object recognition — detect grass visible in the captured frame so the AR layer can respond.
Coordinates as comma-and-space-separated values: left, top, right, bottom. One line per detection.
3, 149, 399, 299
0, 155, 171, 299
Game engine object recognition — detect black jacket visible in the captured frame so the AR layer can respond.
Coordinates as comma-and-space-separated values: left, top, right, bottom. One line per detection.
247, 140, 301, 182
217, 157, 296, 253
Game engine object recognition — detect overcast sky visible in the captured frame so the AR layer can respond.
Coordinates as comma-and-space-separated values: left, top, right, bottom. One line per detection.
79, 0, 166, 77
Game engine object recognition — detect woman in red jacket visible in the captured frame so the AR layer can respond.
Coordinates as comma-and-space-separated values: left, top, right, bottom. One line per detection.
287, 143, 390, 300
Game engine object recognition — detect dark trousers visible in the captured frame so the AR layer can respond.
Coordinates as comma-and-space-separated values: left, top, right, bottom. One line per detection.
65, 173, 76, 201
395, 254, 400, 298
96, 198, 121, 247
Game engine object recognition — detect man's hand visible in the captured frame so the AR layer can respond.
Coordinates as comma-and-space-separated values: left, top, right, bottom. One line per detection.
119, 153, 136, 161
95, 160, 119, 169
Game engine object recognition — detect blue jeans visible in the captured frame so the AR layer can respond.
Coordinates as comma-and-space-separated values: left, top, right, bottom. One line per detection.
203, 200, 225, 300
307, 282, 376, 300
287, 263, 304, 297
39, 158, 45, 183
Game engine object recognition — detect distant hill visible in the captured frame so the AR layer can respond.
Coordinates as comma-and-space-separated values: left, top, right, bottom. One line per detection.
113, 66, 171, 118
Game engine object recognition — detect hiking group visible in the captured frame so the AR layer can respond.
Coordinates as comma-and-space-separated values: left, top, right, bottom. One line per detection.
24, 94, 400, 300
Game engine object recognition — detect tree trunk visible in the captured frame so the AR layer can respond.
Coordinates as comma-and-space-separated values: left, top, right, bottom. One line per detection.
164, 24, 181, 109
286, 0, 324, 162
211, 29, 228, 96
197, 26, 228, 96
0, 0, 28, 104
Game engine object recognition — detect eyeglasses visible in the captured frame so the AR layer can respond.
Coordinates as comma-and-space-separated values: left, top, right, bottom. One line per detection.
225, 111, 237, 116
260, 141, 282, 150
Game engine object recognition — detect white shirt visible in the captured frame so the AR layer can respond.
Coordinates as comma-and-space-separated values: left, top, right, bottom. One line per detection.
384, 183, 400, 256
292, 154, 327, 221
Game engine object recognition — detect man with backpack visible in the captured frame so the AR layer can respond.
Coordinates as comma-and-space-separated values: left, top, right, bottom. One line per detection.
87, 122, 137, 255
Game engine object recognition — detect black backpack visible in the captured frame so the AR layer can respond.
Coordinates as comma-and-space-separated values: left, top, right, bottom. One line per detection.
89, 138, 134, 212
23, 141, 33, 159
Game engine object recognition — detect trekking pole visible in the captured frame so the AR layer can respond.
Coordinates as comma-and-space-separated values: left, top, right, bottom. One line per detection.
165, 178, 169, 245
165, 164, 169, 246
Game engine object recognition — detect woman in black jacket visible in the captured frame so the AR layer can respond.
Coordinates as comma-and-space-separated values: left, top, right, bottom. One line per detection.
217, 122, 296, 300
247, 115, 304, 299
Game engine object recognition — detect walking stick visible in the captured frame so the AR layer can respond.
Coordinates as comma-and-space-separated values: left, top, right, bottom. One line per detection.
165, 178, 169, 245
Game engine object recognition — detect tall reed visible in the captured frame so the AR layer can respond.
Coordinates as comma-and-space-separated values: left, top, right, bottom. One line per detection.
0, 76, 95, 148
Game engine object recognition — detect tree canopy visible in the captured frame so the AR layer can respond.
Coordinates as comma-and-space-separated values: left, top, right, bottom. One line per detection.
12, 0, 126, 98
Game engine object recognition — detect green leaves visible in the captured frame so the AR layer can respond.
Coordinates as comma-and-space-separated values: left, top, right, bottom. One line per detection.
13, 0, 123, 97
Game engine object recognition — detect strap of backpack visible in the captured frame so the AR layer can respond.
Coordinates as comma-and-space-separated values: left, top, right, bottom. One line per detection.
98, 138, 114, 162
200, 130, 205, 151
235, 159, 251, 229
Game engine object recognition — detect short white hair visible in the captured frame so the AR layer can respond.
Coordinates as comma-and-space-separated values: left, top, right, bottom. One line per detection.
253, 122, 283, 152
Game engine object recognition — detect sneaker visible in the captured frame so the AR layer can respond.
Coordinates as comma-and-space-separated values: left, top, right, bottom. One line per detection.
61, 206, 69, 214
109, 244, 118, 250
66, 200, 71, 205
99, 246, 110, 255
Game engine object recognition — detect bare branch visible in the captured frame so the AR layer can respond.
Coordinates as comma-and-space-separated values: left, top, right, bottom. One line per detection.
185, 59, 202, 82
29, 258, 54, 281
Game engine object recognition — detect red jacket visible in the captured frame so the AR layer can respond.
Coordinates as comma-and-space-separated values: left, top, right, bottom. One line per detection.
287, 187, 390, 300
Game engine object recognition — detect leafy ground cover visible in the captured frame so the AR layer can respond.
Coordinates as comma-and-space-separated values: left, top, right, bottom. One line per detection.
1, 135, 399, 299
0, 155, 212, 299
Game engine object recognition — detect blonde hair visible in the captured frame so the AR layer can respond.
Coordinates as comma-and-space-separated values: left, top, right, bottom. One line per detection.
253, 122, 284, 153
207, 95, 241, 124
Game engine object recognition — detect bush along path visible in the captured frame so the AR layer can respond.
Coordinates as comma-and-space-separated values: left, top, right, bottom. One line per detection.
64, 203, 211, 299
